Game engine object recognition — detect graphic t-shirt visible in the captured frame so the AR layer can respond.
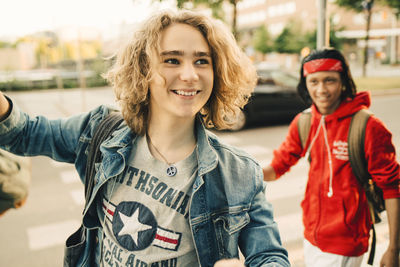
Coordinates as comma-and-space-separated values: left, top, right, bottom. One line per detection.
98, 135, 200, 267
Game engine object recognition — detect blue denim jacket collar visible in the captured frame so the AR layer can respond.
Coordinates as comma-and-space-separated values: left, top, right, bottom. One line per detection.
98, 116, 218, 182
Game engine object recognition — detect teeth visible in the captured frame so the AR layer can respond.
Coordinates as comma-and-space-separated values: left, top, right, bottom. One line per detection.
316, 96, 329, 101
175, 90, 197, 96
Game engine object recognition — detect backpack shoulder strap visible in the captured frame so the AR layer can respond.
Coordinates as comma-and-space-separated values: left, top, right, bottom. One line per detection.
347, 109, 372, 188
84, 112, 124, 204
297, 108, 312, 149
347, 109, 379, 265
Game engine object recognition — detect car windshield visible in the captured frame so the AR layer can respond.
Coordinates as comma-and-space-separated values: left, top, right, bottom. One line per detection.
257, 69, 298, 87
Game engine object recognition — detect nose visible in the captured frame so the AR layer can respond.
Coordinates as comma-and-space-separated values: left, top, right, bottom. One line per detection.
315, 81, 326, 93
180, 63, 199, 82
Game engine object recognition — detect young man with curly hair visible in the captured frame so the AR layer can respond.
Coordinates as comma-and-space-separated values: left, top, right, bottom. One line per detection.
0, 9, 289, 267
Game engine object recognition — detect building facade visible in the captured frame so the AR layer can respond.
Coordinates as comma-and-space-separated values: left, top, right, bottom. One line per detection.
237, 0, 400, 65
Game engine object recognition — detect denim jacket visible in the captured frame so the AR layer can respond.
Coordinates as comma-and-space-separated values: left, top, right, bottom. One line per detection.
0, 100, 289, 267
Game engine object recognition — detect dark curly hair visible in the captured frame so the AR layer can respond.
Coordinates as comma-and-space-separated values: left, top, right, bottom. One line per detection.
297, 48, 357, 106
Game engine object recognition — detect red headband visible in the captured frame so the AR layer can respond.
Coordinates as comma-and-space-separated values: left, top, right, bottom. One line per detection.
303, 58, 343, 76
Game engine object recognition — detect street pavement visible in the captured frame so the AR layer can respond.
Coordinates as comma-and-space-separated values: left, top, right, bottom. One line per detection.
1, 86, 400, 267
349, 62, 400, 78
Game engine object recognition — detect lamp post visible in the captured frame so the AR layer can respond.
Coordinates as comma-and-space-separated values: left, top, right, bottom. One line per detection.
317, 0, 328, 49
390, 11, 397, 64
361, 0, 374, 77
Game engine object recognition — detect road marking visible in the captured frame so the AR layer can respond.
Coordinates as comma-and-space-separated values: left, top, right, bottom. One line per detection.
50, 161, 71, 168
217, 134, 240, 144
287, 246, 305, 267
60, 170, 81, 184
241, 145, 272, 156
27, 220, 81, 250
70, 189, 85, 206
274, 212, 303, 244
265, 177, 306, 202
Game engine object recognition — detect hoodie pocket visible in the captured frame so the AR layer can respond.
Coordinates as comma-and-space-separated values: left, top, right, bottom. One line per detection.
317, 195, 353, 239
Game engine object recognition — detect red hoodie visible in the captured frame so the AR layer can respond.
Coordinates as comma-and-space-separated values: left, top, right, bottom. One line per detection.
271, 91, 400, 256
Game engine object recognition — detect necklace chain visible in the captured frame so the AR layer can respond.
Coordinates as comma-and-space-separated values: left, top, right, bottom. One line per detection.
146, 134, 174, 165
147, 134, 178, 177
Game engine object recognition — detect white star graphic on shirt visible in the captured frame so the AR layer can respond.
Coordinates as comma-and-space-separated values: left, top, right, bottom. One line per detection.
118, 208, 153, 245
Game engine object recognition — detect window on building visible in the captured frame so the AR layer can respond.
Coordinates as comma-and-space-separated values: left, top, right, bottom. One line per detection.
267, 2, 296, 18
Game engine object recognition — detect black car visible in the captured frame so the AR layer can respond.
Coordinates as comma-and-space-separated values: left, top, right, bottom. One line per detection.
230, 68, 309, 130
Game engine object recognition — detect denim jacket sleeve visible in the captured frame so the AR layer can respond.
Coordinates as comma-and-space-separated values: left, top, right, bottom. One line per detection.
0, 98, 111, 182
239, 166, 290, 267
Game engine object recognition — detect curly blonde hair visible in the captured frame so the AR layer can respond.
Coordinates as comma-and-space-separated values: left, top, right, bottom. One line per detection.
106, 9, 256, 135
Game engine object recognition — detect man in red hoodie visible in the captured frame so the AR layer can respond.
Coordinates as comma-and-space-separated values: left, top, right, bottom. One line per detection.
263, 48, 399, 267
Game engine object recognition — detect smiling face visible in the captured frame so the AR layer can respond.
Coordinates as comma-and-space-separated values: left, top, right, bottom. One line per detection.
306, 71, 343, 115
148, 23, 214, 122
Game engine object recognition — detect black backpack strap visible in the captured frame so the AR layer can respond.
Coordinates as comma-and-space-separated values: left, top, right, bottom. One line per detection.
297, 108, 312, 150
64, 111, 124, 267
84, 112, 124, 205
367, 224, 377, 265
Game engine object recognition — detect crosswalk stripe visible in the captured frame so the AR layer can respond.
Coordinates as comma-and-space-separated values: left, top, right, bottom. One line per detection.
60, 170, 81, 184
27, 220, 81, 250
240, 145, 272, 156
265, 176, 306, 202
49, 161, 71, 168
217, 135, 240, 144
274, 212, 303, 243
70, 189, 85, 206
287, 246, 305, 267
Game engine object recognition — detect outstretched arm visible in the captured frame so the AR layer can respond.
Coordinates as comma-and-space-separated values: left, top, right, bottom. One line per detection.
263, 114, 305, 182
380, 198, 400, 267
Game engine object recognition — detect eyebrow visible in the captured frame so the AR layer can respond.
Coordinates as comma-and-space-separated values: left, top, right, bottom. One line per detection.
160, 50, 211, 57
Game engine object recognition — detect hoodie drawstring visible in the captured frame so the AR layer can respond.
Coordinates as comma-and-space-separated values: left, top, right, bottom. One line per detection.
305, 115, 334, 198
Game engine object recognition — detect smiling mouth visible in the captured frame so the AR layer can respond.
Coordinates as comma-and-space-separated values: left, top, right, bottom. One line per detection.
315, 95, 330, 101
172, 90, 200, 96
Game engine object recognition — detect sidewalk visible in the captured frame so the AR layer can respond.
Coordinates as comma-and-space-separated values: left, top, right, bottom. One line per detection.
369, 88, 400, 96
350, 62, 400, 78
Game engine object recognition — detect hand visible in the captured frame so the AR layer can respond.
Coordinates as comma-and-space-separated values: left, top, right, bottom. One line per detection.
213, 258, 244, 267
380, 247, 399, 267
262, 165, 277, 181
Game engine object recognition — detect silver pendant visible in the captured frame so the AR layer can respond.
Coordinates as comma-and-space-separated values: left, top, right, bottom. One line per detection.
166, 165, 177, 177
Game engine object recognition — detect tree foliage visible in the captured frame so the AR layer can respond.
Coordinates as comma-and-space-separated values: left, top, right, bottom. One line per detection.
273, 21, 305, 54
155, 0, 241, 38
334, 0, 399, 14
386, 0, 400, 9
0, 41, 14, 49
385, 0, 400, 17
334, 0, 376, 76
334, 0, 366, 12
181, 0, 226, 20
252, 25, 273, 54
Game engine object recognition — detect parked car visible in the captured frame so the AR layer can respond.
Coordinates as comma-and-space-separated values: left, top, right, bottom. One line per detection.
230, 68, 309, 131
